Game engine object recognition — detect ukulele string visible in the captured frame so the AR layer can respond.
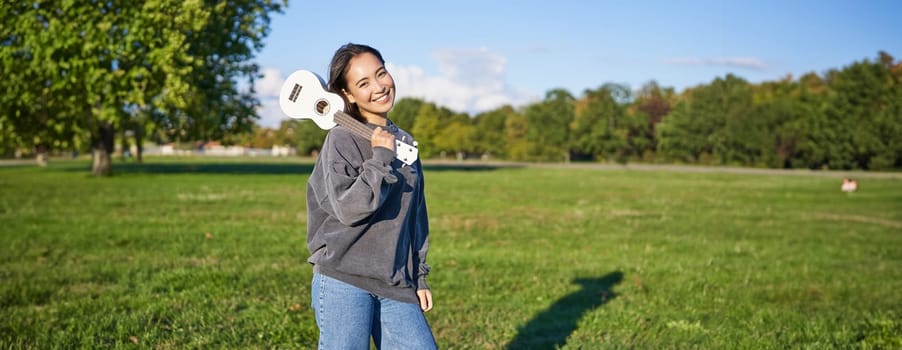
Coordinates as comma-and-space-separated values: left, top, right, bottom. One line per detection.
315, 100, 375, 139
335, 112, 381, 140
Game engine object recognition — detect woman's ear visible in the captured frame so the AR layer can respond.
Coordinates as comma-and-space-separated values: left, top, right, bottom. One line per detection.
342, 89, 357, 104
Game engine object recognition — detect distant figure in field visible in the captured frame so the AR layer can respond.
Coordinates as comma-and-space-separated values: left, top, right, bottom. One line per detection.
841, 178, 858, 193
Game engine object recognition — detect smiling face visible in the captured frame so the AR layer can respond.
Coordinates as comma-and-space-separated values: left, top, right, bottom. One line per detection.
341, 52, 396, 124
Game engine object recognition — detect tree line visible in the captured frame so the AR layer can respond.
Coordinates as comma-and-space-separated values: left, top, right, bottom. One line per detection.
2, 2, 899, 173
265, 51, 898, 170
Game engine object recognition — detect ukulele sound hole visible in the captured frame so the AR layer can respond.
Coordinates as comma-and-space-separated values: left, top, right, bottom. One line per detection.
315, 99, 330, 115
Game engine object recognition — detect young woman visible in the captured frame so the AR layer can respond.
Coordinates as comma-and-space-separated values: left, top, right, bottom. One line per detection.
305, 43, 437, 349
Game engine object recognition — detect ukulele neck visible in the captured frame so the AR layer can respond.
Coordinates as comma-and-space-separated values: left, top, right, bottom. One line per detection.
333, 111, 381, 139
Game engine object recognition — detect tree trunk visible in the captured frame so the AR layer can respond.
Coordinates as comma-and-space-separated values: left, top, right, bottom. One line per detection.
91, 122, 115, 176
120, 129, 130, 161
135, 127, 144, 164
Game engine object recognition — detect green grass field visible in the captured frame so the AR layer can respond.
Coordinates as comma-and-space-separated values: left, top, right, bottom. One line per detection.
1, 158, 900, 349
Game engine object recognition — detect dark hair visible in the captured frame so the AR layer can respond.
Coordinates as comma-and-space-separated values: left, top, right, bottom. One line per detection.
328, 43, 386, 121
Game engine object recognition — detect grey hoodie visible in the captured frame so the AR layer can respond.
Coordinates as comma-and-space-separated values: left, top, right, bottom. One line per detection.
305, 122, 430, 305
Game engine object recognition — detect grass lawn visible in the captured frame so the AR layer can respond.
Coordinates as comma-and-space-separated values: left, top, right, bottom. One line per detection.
1, 157, 900, 349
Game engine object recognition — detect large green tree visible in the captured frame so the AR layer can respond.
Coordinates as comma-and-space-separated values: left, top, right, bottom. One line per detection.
629, 80, 674, 160
818, 52, 902, 169
504, 107, 530, 161
748, 81, 795, 168
571, 83, 632, 162
524, 89, 574, 161
286, 119, 329, 157
657, 74, 752, 164
472, 105, 515, 159
410, 102, 442, 159
388, 97, 425, 132
0, 0, 284, 175
434, 113, 474, 160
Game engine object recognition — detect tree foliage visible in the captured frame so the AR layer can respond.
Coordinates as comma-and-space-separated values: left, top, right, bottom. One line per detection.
242, 52, 898, 171
3, 15, 898, 173
523, 89, 574, 161
0, 0, 284, 174
398, 52, 898, 170
472, 105, 514, 159
571, 83, 632, 162
388, 97, 424, 132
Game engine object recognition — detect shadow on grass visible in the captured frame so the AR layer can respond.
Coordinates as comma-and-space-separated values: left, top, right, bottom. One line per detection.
505, 271, 624, 350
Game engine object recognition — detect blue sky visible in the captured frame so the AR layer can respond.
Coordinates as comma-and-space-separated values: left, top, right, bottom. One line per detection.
253, 0, 902, 127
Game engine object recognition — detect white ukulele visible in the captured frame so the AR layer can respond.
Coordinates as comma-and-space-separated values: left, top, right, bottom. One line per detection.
278, 70, 418, 166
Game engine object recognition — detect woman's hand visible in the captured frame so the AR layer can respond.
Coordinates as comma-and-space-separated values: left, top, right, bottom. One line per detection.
417, 289, 433, 312
371, 127, 396, 151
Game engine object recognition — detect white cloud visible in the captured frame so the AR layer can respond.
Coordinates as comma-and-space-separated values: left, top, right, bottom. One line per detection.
254, 68, 290, 128
390, 47, 537, 115
256, 96, 285, 129
666, 57, 768, 71
257, 67, 284, 97
254, 48, 538, 127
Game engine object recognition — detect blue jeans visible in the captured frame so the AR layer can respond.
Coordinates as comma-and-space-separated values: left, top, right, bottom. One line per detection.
311, 272, 437, 349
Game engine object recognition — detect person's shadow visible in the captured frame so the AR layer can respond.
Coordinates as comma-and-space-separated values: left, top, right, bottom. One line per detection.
505, 271, 624, 349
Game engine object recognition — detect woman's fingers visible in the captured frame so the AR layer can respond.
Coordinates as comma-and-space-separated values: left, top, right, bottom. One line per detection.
371, 127, 396, 151
417, 289, 433, 312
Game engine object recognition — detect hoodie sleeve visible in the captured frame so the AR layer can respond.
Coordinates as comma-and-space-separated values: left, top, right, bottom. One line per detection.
414, 160, 431, 290
320, 129, 398, 226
